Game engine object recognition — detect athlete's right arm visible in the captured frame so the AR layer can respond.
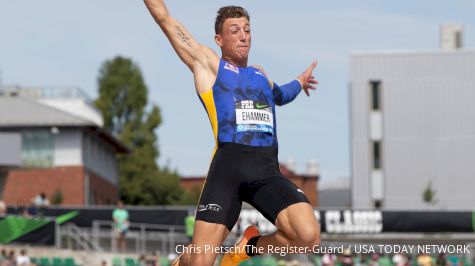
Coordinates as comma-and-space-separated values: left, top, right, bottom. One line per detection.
144, 0, 218, 75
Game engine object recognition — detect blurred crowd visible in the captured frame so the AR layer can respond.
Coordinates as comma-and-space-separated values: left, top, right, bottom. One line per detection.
318, 251, 470, 266
0, 192, 50, 219
0, 249, 36, 266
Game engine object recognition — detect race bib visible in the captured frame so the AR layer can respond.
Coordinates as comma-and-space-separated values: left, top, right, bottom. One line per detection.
235, 100, 274, 134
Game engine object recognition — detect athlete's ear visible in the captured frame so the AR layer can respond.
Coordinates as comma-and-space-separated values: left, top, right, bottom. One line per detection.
215, 34, 223, 47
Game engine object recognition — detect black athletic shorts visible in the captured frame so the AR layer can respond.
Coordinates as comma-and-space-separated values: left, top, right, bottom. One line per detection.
196, 142, 309, 231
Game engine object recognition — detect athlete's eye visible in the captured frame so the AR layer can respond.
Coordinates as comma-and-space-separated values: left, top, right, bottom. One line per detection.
230, 27, 239, 34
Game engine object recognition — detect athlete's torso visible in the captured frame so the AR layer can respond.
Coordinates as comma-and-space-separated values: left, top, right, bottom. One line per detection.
198, 59, 277, 147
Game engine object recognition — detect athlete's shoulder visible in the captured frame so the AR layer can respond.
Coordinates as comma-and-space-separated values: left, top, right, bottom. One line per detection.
250, 64, 268, 77
193, 47, 220, 95
194, 46, 219, 72
250, 64, 273, 87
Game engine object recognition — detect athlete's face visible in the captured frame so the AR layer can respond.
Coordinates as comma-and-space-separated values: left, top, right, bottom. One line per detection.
215, 17, 251, 66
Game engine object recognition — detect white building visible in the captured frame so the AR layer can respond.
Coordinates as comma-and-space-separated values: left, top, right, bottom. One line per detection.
350, 26, 475, 210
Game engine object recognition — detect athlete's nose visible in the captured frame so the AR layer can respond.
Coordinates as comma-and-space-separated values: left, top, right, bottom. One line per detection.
238, 29, 247, 42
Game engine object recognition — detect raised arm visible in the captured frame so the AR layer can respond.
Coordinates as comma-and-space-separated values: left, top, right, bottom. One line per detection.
144, 0, 218, 72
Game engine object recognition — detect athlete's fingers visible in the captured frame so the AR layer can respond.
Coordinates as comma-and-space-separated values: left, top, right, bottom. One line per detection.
303, 84, 317, 96
303, 88, 310, 97
308, 61, 317, 72
302, 61, 317, 77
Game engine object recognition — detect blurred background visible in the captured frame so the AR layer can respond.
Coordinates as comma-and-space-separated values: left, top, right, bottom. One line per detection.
0, 1, 474, 265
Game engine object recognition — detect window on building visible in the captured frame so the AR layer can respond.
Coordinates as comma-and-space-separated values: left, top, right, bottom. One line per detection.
455, 31, 462, 49
21, 129, 54, 168
0, 170, 6, 199
370, 80, 381, 111
374, 200, 383, 209
372, 141, 382, 170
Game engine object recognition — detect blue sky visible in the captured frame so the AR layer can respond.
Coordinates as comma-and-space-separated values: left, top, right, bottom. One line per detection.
0, 1, 473, 179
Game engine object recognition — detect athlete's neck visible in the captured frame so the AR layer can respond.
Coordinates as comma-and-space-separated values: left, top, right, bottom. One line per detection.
222, 56, 247, 68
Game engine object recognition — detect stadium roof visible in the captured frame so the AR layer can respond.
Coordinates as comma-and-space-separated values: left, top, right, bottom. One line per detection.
0, 95, 129, 153
0, 96, 94, 127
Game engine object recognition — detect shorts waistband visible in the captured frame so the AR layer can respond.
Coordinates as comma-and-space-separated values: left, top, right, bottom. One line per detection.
217, 142, 277, 152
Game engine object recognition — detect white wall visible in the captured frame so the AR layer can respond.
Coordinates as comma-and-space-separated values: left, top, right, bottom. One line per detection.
82, 132, 118, 186
54, 129, 82, 166
0, 132, 21, 167
351, 50, 475, 210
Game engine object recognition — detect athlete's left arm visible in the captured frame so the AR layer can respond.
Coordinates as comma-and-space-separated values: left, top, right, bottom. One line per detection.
272, 61, 318, 106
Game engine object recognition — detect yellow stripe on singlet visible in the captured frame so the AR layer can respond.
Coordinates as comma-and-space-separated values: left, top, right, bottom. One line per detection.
196, 89, 219, 203
198, 89, 218, 149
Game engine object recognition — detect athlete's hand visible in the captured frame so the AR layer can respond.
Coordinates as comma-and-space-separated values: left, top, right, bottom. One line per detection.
297, 61, 318, 96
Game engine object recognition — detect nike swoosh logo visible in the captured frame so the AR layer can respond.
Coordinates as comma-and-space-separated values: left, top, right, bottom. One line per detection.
255, 103, 269, 109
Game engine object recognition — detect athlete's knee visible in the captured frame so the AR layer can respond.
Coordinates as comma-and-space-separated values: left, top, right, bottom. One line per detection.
297, 223, 320, 247
286, 223, 320, 248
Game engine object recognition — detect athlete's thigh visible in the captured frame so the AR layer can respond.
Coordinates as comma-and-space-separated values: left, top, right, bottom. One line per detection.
196, 145, 243, 231
245, 174, 309, 224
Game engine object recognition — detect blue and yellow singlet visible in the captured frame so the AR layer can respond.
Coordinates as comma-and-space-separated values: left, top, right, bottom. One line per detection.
198, 59, 301, 147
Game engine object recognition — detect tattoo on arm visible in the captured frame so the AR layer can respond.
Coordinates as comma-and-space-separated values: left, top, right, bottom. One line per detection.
176, 26, 192, 48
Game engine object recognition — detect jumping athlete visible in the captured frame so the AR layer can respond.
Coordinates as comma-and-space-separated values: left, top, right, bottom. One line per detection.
144, 1, 321, 265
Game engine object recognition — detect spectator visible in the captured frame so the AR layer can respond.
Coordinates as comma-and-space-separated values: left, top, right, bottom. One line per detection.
393, 253, 408, 266
184, 210, 195, 243
407, 255, 415, 266
322, 253, 337, 266
341, 248, 354, 266
16, 249, 32, 266
33, 192, 50, 216
359, 254, 370, 266
112, 200, 129, 251
138, 255, 147, 266
167, 253, 177, 263
446, 255, 460, 266
0, 248, 7, 262
6, 250, 15, 266
0, 249, 13, 266
436, 253, 448, 266
369, 254, 380, 266
417, 253, 433, 266
0, 201, 6, 217
16, 199, 27, 215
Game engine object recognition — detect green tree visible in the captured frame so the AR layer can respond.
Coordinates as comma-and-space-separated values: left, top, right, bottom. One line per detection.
95, 56, 190, 205
50, 188, 63, 205
422, 180, 438, 205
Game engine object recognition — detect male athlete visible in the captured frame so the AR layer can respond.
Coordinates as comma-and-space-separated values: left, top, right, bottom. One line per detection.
144, 1, 321, 265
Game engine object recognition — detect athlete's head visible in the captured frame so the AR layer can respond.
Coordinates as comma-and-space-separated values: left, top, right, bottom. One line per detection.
214, 6, 251, 66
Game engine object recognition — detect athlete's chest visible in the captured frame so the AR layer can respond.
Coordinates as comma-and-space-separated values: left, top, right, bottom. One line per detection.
214, 63, 273, 102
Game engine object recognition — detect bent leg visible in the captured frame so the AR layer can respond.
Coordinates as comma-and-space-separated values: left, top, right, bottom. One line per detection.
245, 175, 320, 254
257, 202, 320, 252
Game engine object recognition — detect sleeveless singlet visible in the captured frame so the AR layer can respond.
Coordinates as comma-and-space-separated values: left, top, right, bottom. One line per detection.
198, 59, 277, 147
